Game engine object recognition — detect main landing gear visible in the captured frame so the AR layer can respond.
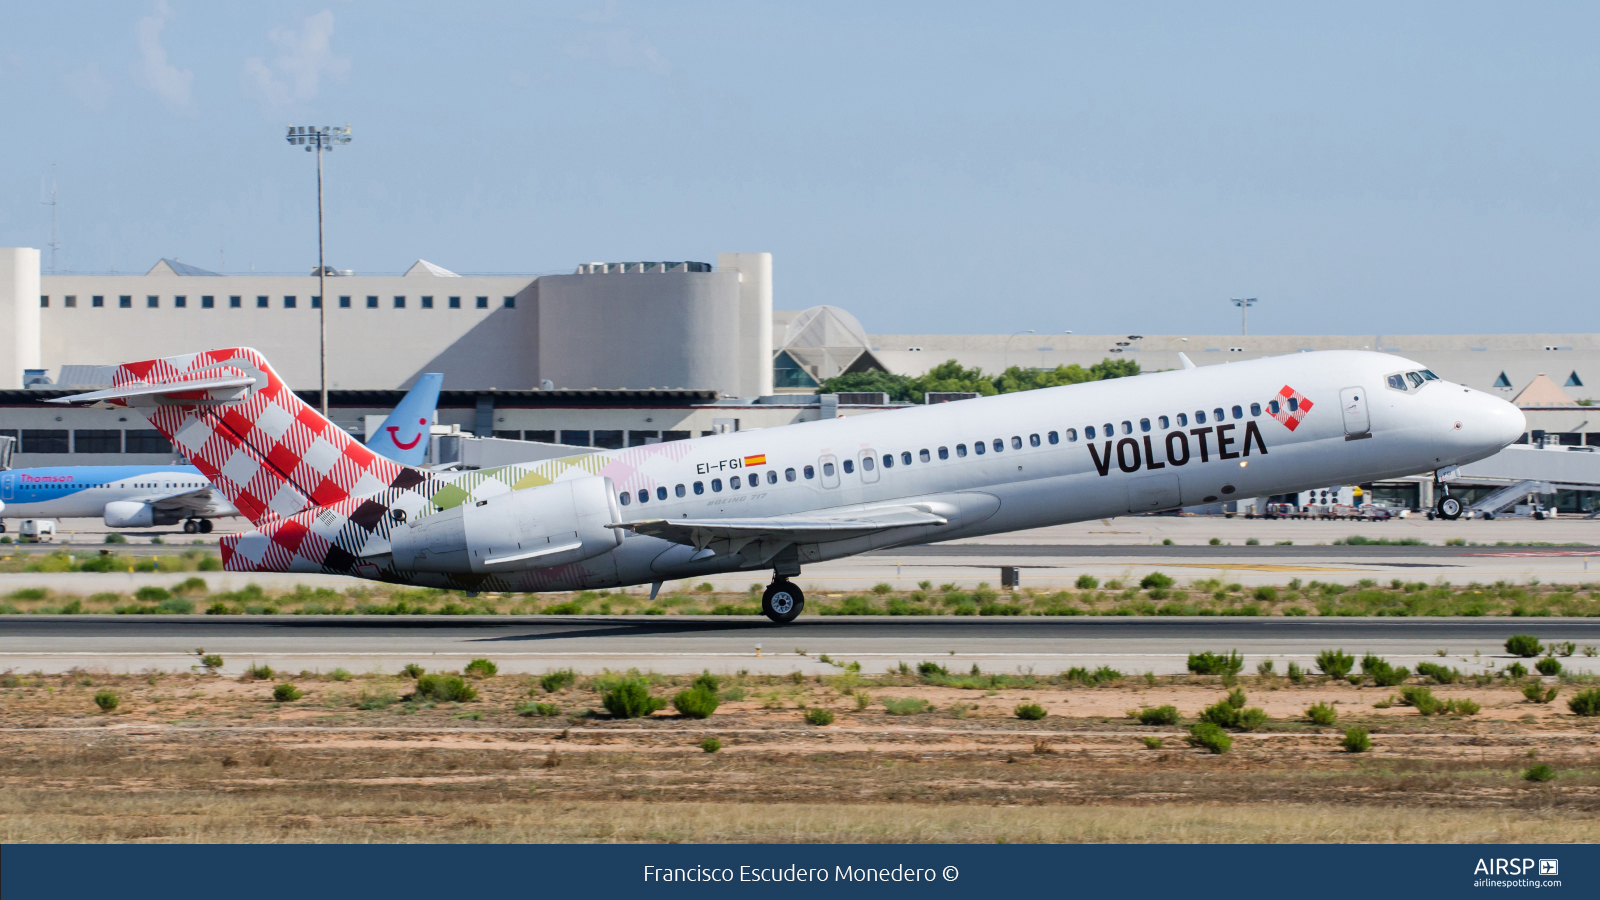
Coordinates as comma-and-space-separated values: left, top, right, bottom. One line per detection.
182, 519, 215, 534
762, 579, 805, 624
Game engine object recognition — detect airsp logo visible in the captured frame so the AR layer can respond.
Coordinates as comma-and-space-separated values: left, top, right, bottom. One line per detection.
1473, 858, 1552, 876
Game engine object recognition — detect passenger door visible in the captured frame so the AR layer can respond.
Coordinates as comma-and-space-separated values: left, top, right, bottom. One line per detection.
858, 449, 880, 484
1340, 387, 1371, 438
0, 472, 11, 502
818, 454, 840, 489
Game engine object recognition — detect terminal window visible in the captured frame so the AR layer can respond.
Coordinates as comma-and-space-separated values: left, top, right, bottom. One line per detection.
559, 430, 590, 447
201, 296, 214, 309
146, 295, 159, 308
256, 296, 269, 308
503, 296, 516, 308
593, 430, 624, 449
74, 430, 122, 453
174, 296, 186, 308
229, 296, 241, 308
366, 296, 378, 308
64, 296, 76, 308
492, 430, 521, 440
394, 296, 405, 309
421, 296, 433, 309
284, 296, 297, 308
662, 430, 691, 442
311, 296, 321, 308
92, 296, 104, 307
38, 296, 48, 308
22, 430, 69, 453
448, 296, 461, 308
119, 296, 132, 308
125, 430, 173, 453
338, 296, 351, 308
475, 296, 488, 309
525, 430, 555, 443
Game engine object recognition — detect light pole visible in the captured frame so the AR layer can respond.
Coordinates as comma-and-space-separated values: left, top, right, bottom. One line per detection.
1230, 298, 1257, 336
1003, 329, 1035, 371
285, 124, 352, 416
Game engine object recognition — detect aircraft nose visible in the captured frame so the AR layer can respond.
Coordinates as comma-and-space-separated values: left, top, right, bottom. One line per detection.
1471, 391, 1526, 451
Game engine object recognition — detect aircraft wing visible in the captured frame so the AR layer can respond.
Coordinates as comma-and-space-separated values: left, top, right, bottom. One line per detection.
612, 505, 948, 551
148, 487, 226, 513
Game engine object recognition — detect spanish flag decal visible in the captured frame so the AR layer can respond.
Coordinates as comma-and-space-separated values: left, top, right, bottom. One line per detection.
743, 454, 767, 466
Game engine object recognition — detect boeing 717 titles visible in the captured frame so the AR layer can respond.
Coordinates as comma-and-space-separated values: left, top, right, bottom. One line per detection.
53, 347, 1523, 622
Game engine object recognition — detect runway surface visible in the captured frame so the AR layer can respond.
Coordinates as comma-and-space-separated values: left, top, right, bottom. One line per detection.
5, 615, 1597, 677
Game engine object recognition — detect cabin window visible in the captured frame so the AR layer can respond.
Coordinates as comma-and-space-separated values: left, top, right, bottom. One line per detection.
1140, 418, 1151, 433
842, 459, 854, 474
882, 454, 894, 468
1288, 397, 1299, 412
619, 492, 631, 506
1231, 405, 1243, 419
1064, 428, 1077, 442
1176, 413, 1188, 427
1250, 402, 1261, 416
1046, 431, 1057, 444
711, 478, 723, 492
821, 463, 834, 477
631, 489, 645, 503
973, 441, 985, 456
1158, 416, 1169, 429
805, 465, 816, 479
675, 484, 686, 497
1195, 410, 1206, 424
936, 447, 948, 460
1013, 436, 1024, 449
1103, 423, 1114, 436
1121, 421, 1133, 435
730, 475, 741, 489
786, 468, 797, 482
956, 444, 967, 457
993, 438, 1004, 452
1268, 399, 1280, 414
767, 470, 777, 485
657, 486, 668, 501
1214, 408, 1225, 421
903, 451, 914, 465
694, 481, 704, 494
861, 456, 874, 472
1085, 425, 1096, 439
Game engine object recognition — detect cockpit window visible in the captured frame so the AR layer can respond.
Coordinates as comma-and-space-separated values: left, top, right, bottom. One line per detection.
1406, 371, 1426, 388
1420, 369, 1440, 381
1387, 374, 1407, 391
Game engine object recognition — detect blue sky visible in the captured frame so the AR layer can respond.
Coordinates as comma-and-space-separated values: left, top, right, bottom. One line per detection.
0, 2, 1596, 335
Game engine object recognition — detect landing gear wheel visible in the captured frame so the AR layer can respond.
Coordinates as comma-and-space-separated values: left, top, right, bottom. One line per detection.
762, 580, 804, 624
0, 522, 7, 533
1436, 496, 1463, 521
199, 519, 213, 534
182, 520, 198, 534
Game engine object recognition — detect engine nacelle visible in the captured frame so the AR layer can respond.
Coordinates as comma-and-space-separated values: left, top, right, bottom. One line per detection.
104, 501, 184, 528
389, 475, 623, 574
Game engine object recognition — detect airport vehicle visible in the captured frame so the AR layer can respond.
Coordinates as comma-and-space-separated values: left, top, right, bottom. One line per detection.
53, 347, 1524, 623
17, 519, 55, 542
1, 373, 443, 533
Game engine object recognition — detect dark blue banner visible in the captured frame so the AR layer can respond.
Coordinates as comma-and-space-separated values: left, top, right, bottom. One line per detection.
3, 844, 1592, 899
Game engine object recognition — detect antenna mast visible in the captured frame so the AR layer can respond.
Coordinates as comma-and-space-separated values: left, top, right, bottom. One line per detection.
42, 165, 59, 275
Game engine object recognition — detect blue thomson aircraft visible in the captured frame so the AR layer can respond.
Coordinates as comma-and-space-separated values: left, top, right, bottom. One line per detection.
0, 373, 443, 534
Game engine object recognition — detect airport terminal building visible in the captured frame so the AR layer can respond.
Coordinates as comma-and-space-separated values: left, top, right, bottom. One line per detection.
0, 246, 1595, 488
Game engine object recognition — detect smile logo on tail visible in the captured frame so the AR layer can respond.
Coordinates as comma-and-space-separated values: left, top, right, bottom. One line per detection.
386, 417, 428, 450
1269, 385, 1314, 431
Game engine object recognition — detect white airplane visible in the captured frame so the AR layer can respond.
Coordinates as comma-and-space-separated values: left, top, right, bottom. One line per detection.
53, 347, 1523, 622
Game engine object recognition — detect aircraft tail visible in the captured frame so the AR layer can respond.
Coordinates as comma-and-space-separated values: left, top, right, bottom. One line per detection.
50, 348, 420, 527
365, 373, 443, 466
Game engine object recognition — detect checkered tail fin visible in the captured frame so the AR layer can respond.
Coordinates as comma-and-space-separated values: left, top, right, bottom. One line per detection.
51, 347, 412, 526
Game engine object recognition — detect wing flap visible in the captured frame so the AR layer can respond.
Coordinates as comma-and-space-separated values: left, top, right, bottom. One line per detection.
612, 506, 948, 550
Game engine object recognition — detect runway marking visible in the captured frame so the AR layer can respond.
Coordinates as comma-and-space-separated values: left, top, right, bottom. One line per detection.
1154, 563, 1359, 572
1468, 551, 1600, 558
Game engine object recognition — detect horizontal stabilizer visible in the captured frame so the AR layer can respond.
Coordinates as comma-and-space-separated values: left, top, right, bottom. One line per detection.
48, 373, 257, 405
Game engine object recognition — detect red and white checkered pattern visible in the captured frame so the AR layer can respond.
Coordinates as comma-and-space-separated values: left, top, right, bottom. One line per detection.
1268, 384, 1314, 431
104, 348, 405, 529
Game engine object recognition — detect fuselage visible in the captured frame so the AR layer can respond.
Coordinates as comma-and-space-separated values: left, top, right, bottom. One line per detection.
0, 465, 235, 521
270, 350, 1522, 591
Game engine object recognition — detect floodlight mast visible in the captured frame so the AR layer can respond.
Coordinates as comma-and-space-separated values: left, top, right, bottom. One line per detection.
1230, 297, 1257, 336
285, 124, 352, 416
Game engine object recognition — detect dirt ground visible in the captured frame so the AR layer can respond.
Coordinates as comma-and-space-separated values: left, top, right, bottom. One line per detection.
3, 667, 1598, 843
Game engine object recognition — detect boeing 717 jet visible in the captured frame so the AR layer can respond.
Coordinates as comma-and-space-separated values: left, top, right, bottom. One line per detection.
53, 348, 1523, 622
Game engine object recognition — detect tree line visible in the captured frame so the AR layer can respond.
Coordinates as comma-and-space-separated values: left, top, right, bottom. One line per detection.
816, 358, 1141, 404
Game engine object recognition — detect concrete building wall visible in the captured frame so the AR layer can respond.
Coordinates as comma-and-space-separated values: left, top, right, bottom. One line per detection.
719, 252, 774, 398
39, 271, 538, 390
536, 271, 743, 394
0, 248, 42, 389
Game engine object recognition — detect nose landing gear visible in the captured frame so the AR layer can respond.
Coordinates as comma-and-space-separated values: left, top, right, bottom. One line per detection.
761, 578, 805, 624
1436, 495, 1463, 520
